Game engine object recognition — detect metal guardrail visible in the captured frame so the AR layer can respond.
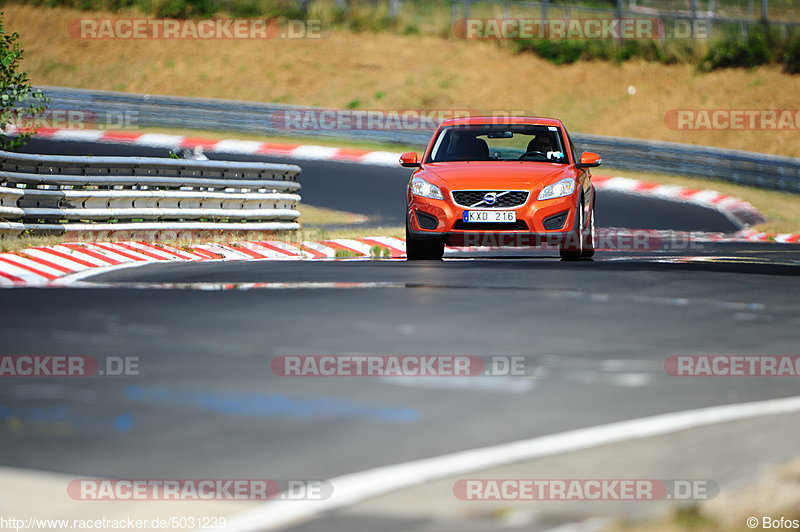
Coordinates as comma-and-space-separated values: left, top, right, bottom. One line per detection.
0, 149, 302, 236
570, 133, 800, 193
33, 86, 800, 194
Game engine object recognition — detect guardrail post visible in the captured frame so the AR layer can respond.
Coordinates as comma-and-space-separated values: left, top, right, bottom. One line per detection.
389, 0, 400, 19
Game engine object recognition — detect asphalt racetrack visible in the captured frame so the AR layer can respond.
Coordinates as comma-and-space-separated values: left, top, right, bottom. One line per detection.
1, 137, 798, 531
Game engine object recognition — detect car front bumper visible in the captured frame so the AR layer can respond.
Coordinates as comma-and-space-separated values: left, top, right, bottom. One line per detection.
407, 193, 580, 247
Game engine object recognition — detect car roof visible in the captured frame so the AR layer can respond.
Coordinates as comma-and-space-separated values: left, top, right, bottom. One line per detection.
438, 116, 564, 128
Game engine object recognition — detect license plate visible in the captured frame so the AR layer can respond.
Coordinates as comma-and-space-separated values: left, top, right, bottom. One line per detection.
462, 210, 516, 223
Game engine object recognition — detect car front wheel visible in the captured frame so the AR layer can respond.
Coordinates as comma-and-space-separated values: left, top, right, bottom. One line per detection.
406, 225, 445, 260
581, 205, 596, 258
559, 200, 584, 261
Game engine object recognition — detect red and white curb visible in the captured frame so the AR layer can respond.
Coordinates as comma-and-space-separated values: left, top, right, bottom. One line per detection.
1, 229, 798, 287
0, 238, 406, 287
590, 175, 765, 229
13, 126, 401, 166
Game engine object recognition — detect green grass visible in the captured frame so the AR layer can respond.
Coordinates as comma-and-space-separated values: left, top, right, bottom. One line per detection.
334, 247, 360, 258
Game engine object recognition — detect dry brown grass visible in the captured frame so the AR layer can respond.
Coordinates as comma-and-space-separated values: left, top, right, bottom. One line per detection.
296, 203, 365, 225
606, 457, 800, 532
5, 5, 800, 157
0, 204, 378, 253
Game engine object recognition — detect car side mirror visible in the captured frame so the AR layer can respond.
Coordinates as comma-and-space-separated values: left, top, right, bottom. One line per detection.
400, 152, 420, 168
577, 152, 602, 168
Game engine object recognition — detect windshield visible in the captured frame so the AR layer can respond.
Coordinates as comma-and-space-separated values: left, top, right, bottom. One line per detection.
428, 124, 569, 163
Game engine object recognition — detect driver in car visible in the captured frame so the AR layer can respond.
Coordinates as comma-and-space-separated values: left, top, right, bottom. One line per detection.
523, 135, 563, 161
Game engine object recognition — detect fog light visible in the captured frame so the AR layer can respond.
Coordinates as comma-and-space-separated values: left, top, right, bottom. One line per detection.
416, 211, 439, 230
543, 211, 568, 230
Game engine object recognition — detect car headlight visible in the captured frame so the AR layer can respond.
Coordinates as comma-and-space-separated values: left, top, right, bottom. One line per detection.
410, 176, 444, 200
538, 178, 576, 201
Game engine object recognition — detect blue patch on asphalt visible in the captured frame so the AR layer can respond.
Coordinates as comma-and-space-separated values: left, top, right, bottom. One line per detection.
125, 386, 417, 423
0, 404, 134, 433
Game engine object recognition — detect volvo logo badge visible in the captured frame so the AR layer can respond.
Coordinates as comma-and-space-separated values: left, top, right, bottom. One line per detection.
483, 192, 498, 205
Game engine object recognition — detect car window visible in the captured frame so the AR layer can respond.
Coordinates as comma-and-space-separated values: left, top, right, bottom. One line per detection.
428, 125, 568, 163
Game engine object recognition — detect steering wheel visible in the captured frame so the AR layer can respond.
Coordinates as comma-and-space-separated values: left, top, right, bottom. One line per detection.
519, 150, 546, 160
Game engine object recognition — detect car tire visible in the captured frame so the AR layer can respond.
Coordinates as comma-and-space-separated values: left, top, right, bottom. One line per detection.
406, 225, 445, 260
559, 199, 584, 261
581, 205, 596, 258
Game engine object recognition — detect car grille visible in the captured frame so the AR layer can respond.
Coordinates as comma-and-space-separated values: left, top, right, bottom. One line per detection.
451, 190, 529, 209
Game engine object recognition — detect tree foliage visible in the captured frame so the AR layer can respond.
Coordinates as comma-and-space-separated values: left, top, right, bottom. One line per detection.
0, 12, 48, 151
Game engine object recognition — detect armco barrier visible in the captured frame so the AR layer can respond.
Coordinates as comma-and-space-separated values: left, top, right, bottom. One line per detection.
36, 86, 800, 193
0, 149, 301, 236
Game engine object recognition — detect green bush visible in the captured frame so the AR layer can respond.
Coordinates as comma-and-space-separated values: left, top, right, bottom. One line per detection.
0, 12, 49, 151
701, 24, 776, 71
783, 31, 800, 74
261, 0, 309, 19
226, 0, 263, 17
511, 39, 586, 65
155, 0, 216, 18
511, 38, 687, 66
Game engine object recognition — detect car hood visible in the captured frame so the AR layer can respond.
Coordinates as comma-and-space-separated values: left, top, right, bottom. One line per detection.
422, 162, 573, 189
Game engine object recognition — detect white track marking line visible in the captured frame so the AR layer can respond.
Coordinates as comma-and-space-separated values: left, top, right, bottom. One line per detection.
49, 129, 105, 141
358, 151, 402, 166
53, 260, 160, 285
212, 140, 264, 154
209, 394, 800, 532
132, 133, 185, 148
290, 146, 340, 160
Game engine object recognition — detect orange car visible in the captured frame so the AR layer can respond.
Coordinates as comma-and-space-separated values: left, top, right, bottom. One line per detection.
402, 116, 601, 260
